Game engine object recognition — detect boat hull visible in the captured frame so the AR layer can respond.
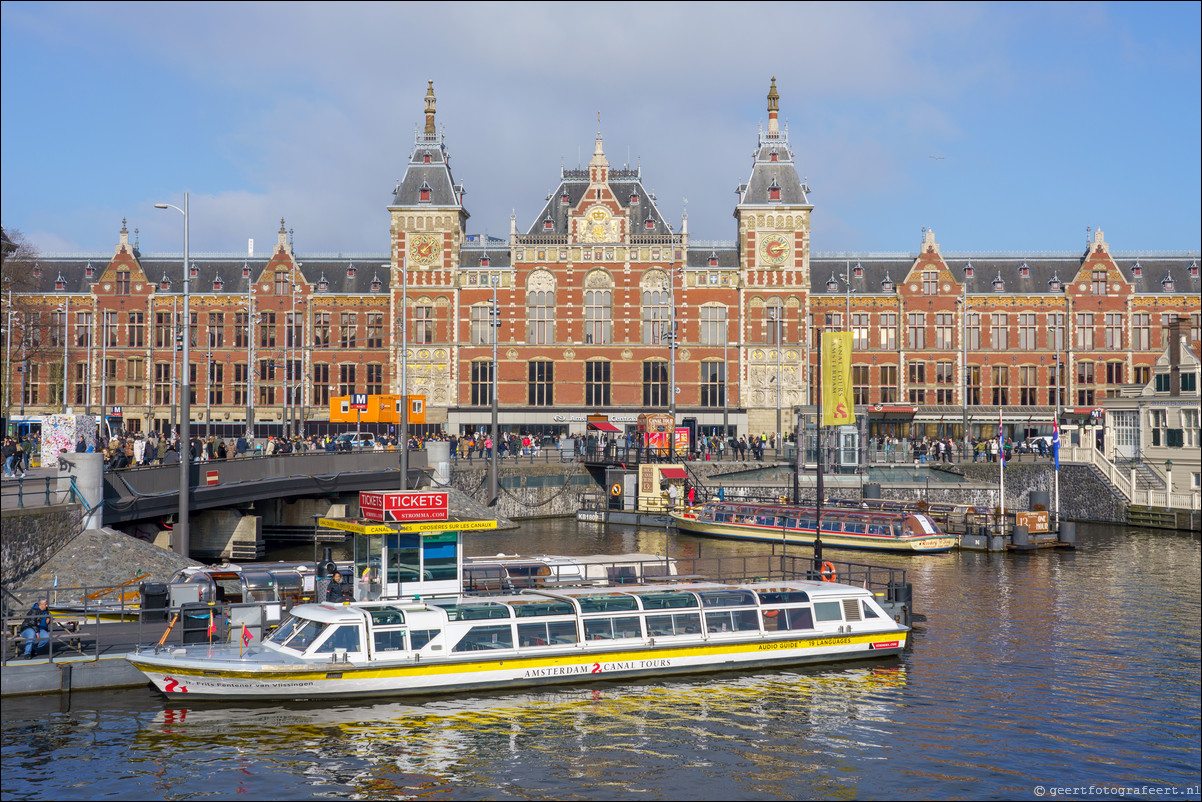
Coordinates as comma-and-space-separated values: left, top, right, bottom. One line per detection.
671, 514, 957, 553
127, 631, 907, 700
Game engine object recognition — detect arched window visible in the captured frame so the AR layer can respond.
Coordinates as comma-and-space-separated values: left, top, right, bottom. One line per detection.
527, 289, 555, 345
584, 271, 613, 345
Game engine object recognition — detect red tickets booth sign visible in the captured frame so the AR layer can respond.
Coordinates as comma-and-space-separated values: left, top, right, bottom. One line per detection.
360, 491, 449, 522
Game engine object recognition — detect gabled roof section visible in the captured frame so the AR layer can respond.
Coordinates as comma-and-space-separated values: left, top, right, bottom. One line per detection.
523, 168, 671, 237
736, 79, 811, 208
390, 82, 468, 215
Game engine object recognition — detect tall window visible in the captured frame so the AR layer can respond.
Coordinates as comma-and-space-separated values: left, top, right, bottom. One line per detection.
116, 271, 130, 295
699, 306, 727, 346
338, 364, 356, 397
1105, 314, 1123, 350
259, 312, 276, 348
126, 358, 144, 405
413, 306, 434, 345
275, 271, 290, 295
287, 312, 303, 348
1076, 361, 1095, 405
766, 303, 785, 344
907, 361, 925, 404
208, 313, 224, 348
935, 314, 954, 349
1018, 314, 1037, 351
528, 361, 553, 406
967, 365, 982, 405
155, 312, 172, 348
365, 312, 383, 348
339, 313, 357, 348
1019, 366, 1038, 405
73, 362, 88, 404
1048, 313, 1066, 351
313, 313, 331, 347
366, 364, 383, 395
586, 361, 611, 406
285, 360, 301, 404
471, 361, 493, 406
701, 362, 725, 407
852, 313, 869, 350
100, 311, 117, 347
75, 312, 92, 347
235, 312, 249, 348
966, 312, 980, 350
258, 360, 276, 405
471, 305, 496, 345
922, 270, 938, 295
47, 364, 63, 406
528, 291, 554, 345
991, 366, 1009, 405
1133, 313, 1150, 350
852, 365, 870, 405
642, 288, 671, 344
935, 361, 954, 404
1048, 362, 1067, 406
643, 360, 669, 406
990, 314, 1008, 350
208, 363, 224, 405
585, 289, 612, 344
154, 363, 172, 405
906, 313, 925, 349
879, 365, 898, 403
1091, 269, 1107, 295
313, 363, 330, 406
1075, 313, 1095, 349
50, 311, 66, 348
188, 312, 198, 347
233, 363, 248, 406
879, 313, 897, 350
1104, 361, 1124, 388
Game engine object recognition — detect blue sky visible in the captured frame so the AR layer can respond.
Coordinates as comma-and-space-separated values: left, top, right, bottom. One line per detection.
2, 1, 1199, 258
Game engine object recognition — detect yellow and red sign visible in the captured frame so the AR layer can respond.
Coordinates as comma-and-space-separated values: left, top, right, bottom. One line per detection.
821, 332, 856, 426
360, 491, 449, 523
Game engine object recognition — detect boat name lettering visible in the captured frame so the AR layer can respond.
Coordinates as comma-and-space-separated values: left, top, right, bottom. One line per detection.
523, 664, 594, 679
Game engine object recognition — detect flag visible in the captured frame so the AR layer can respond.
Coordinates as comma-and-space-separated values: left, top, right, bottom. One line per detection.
241, 623, 252, 647
207, 612, 216, 639
998, 409, 1005, 468
821, 332, 856, 426
1052, 418, 1060, 471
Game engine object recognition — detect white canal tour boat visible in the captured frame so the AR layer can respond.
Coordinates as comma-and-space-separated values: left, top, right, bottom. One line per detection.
669, 500, 959, 554
126, 579, 909, 700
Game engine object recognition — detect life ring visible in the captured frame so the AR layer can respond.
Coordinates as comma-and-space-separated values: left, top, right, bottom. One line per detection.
763, 610, 779, 618
820, 561, 837, 582
610, 483, 622, 496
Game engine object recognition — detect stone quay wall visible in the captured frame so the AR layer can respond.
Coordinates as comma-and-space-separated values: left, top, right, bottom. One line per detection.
1, 504, 84, 588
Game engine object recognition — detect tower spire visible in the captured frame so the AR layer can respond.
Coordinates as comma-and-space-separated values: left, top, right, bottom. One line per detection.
767, 77, 780, 136
424, 80, 437, 135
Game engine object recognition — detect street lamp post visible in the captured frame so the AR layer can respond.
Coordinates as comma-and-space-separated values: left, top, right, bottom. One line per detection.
154, 193, 191, 558
60, 296, 70, 414
960, 268, 970, 456
723, 307, 729, 439
768, 307, 782, 448
489, 274, 500, 503
392, 260, 410, 491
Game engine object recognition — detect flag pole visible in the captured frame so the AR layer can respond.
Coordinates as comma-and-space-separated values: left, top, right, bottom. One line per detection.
998, 409, 1005, 538
814, 329, 824, 574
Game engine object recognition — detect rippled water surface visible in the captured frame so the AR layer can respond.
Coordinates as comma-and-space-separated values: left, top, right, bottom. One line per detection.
2, 521, 1199, 801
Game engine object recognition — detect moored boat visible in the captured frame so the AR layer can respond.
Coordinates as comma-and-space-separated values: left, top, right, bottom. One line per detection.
125, 578, 908, 699
670, 500, 958, 553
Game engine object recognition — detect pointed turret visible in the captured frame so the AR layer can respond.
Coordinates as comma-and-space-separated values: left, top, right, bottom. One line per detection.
423, 80, 437, 135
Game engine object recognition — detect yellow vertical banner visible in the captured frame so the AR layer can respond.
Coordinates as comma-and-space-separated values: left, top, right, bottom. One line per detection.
821, 332, 856, 426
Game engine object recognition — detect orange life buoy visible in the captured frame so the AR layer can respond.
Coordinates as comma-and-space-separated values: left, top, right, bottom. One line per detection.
764, 610, 779, 618
820, 561, 837, 582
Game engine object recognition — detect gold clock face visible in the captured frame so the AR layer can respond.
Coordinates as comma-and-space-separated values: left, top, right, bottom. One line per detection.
758, 233, 790, 267
409, 233, 440, 266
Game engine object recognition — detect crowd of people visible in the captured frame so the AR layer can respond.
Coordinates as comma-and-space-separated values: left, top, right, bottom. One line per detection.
1, 434, 37, 477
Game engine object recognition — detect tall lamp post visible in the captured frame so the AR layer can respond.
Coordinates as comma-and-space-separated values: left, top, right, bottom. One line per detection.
154, 193, 191, 558
768, 307, 782, 448
59, 296, 70, 414
391, 260, 410, 491
960, 266, 971, 456
489, 273, 500, 503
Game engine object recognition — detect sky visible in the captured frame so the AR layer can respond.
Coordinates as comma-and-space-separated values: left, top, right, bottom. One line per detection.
2, 1, 1199, 259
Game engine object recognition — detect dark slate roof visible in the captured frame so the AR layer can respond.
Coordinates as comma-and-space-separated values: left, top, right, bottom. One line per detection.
810, 256, 914, 296
737, 130, 810, 206
1112, 255, 1201, 294
523, 168, 671, 237
390, 132, 467, 213
459, 246, 512, 269
685, 244, 740, 268
942, 255, 1082, 295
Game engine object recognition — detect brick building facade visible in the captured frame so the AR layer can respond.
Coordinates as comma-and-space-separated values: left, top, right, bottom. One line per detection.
3, 80, 1199, 443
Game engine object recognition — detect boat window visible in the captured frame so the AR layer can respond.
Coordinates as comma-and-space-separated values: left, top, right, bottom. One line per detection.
756, 589, 810, 605
705, 610, 759, 633
434, 602, 512, 621
387, 532, 421, 583
821, 519, 843, 532
410, 629, 440, 650
283, 620, 325, 650
374, 630, 408, 652
844, 520, 866, 534
464, 565, 508, 593
862, 600, 880, 619
266, 616, 303, 645
424, 533, 459, 582
368, 608, 405, 626
452, 624, 514, 652
813, 601, 843, 622
868, 518, 890, 536
698, 589, 757, 608
510, 600, 576, 618
714, 510, 733, 523
646, 612, 702, 636
583, 616, 643, 640
762, 607, 814, 631
892, 520, 904, 538
576, 594, 639, 613
632, 592, 698, 610
799, 518, 817, 530
517, 621, 579, 646
314, 625, 361, 654
783, 517, 797, 528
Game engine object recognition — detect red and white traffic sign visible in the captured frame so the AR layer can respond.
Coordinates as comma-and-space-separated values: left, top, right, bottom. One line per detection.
360, 491, 449, 522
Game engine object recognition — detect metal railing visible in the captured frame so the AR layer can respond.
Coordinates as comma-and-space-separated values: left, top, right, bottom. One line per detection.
0, 475, 88, 509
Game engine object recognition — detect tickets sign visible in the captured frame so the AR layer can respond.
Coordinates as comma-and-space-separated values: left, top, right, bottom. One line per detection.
360, 491, 449, 522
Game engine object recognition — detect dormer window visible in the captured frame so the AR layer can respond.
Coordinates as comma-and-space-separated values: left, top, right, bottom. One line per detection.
213, 275, 224, 291
1049, 273, 1061, 291
630, 193, 639, 204
242, 262, 251, 279
33, 264, 42, 278
964, 263, 974, 279
708, 251, 718, 267
827, 275, 839, 292
1161, 274, 1175, 292
160, 274, 171, 291
770, 149, 779, 162
561, 192, 569, 204
645, 219, 655, 231
189, 263, 198, 278
881, 272, 894, 292
85, 263, 95, 278
992, 272, 1005, 292
370, 274, 382, 292
1189, 259, 1199, 278
1019, 262, 1030, 277
346, 263, 356, 279
853, 262, 863, 278
423, 153, 431, 164
55, 274, 66, 291
768, 177, 781, 202
317, 274, 329, 292
480, 254, 491, 267
543, 215, 554, 231
418, 181, 432, 202
1131, 260, 1143, 278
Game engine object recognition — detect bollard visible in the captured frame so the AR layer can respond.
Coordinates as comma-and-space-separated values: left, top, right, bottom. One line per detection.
1012, 524, 1029, 548
1059, 521, 1076, 544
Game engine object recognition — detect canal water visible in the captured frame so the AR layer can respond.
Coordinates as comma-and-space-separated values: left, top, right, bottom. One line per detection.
2, 521, 1199, 801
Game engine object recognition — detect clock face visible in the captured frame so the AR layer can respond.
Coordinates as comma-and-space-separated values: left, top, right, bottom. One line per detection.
409, 233, 440, 266
758, 233, 790, 267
